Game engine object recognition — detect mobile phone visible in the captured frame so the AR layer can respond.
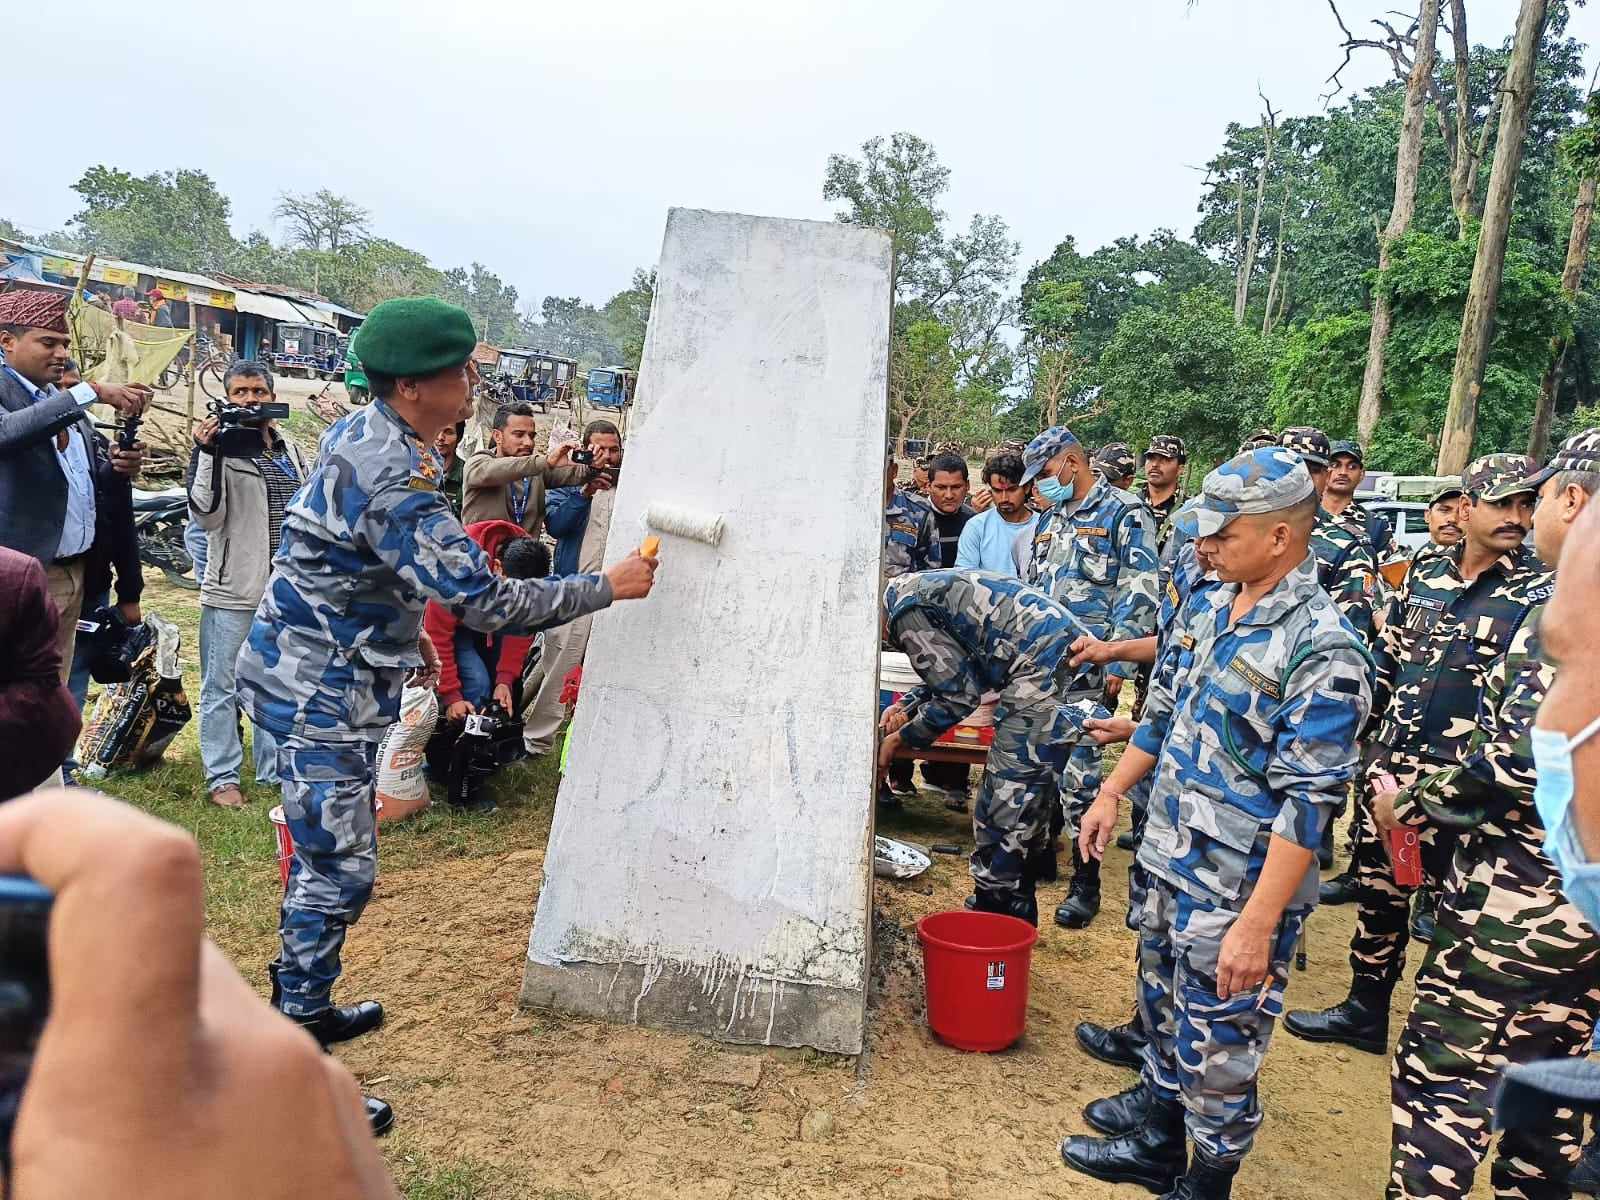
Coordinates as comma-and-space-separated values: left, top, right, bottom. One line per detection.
0, 877, 52, 1177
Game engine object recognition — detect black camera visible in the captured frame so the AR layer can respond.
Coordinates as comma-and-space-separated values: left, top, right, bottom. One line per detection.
425, 701, 525, 814
209, 399, 291, 457
0, 876, 51, 1181
570, 447, 595, 465
74, 606, 153, 684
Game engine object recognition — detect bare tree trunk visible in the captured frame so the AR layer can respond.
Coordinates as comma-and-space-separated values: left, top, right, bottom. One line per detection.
1530, 172, 1598, 457
1438, 0, 1551, 475
1358, 0, 1440, 447
1235, 100, 1278, 324
1263, 184, 1291, 334
1448, 0, 1476, 234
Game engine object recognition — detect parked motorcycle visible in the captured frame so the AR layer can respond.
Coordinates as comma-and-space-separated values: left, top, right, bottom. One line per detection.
132, 485, 195, 589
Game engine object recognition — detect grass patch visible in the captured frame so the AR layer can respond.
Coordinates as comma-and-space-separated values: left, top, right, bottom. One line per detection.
386, 1139, 503, 1199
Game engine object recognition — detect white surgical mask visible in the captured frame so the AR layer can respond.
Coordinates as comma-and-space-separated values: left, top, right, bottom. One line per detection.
1534, 711, 1600, 926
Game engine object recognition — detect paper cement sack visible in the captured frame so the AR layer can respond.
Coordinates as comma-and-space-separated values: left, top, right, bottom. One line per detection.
375, 686, 437, 823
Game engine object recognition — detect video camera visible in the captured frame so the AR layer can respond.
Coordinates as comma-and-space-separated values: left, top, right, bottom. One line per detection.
424, 700, 525, 814
208, 398, 291, 457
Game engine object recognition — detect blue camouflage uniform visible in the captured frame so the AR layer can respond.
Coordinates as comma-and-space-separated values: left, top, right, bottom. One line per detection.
883, 489, 931, 578
884, 569, 1080, 920
236, 397, 615, 1015
1129, 451, 1372, 1164
1022, 431, 1159, 832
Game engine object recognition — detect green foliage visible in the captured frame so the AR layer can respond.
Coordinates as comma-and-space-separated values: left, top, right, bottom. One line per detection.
1267, 231, 1569, 472
0, 216, 24, 241
441, 263, 522, 345
1093, 290, 1277, 468
69, 166, 237, 273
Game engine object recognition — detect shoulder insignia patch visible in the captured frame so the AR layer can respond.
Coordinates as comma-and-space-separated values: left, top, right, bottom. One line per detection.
1166, 580, 1180, 609
1034, 531, 1053, 545
1527, 584, 1554, 603
406, 475, 438, 491
1179, 634, 1197, 651
1229, 656, 1283, 701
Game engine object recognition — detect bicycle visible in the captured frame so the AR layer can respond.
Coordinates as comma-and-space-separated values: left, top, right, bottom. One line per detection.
157, 334, 230, 402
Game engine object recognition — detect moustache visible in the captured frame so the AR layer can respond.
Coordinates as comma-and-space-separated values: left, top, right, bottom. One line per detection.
1494, 524, 1527, 537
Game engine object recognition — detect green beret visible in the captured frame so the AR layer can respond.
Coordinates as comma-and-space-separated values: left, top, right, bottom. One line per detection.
352, 297, 476, 377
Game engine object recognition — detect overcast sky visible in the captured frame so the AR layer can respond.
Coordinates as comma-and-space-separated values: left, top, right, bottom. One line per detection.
5, 1, 1597, 311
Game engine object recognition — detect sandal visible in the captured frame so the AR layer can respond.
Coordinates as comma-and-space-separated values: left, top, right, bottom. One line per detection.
208, 785, 247, 809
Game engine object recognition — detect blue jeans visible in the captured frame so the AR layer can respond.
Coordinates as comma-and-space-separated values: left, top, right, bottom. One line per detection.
199, 604, 276, 790
185, 518, 208, 583
453, 628, 494, 706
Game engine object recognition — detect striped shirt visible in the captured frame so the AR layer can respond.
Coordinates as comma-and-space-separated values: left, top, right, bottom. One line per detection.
254, 439, 303, 558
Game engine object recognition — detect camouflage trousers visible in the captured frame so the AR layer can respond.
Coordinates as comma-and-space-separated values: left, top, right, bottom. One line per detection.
1124, 770, 1153, 932
275, 735, 381, 1016
1137, 878, 1308, 1163
1349, 757, 1458, 989
1059, 741, 1102, 831
1387, 874, 1600, 1198
971, 702, 1067, 897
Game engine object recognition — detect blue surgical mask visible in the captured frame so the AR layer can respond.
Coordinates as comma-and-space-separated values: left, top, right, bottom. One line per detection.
1036, 472, 1076, 507
1535, 712, 1600, 925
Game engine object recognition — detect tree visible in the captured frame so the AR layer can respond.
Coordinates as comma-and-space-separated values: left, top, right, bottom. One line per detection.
1358, 0, 1441, 446
824, 133, 949, 304
1234, 95, 1280, 323
888, 319, 957, 453
1437, 0, 1552, 473
441, 262, 522, 344
601, 268, 656, 369
1532, 87, 1600, 456
1093, 289, 1277, 469
67, 166, 236, 272
0, 217, 23, 241
533, 295, 621, 366
273, 190, 371, 254
1023, 279, 1087, 427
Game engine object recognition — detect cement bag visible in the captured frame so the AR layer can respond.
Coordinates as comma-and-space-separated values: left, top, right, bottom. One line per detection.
375, 686, 437, 824
79, 614, 191, 778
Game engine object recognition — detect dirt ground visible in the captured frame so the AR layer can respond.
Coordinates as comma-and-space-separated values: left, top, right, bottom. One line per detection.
317, 783, 1455, 1200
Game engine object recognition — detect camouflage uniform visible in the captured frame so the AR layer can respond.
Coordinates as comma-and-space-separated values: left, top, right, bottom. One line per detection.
883, 490, 931, 578
237, 397, 614, 1015
1385, 610, 1600, 1199
1131, 452, 1372, 1164
883, 569, 1078, 918
1278, 428, 1380, 647
1023, 434, 1159, 830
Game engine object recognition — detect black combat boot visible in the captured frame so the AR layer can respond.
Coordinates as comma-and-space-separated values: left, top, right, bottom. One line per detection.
1318, 868, 1358, 906
293, 1000, 387, 1048
1076, 1007, 1149, 1070
1282, 975, 1393, 1055
971, 886, 1038, 927
1055, 850, 1102, 928
1084, 1079, 1155, 1137
1160, 1149, 1239, 1199
1061, 1093, 1186, 1193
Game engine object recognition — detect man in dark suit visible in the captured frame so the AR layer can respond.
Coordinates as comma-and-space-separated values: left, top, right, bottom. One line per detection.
0, 289, 149, 678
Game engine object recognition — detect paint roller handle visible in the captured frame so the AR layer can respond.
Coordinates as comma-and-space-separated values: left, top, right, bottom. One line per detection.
603, 549, 658, 601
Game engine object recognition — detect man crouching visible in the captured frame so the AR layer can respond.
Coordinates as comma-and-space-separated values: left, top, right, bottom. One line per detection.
1064, 448, 1372, 1198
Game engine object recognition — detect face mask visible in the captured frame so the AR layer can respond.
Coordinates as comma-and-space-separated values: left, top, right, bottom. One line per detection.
1036, 472, 1075, 507
1534, 712, 1600, 925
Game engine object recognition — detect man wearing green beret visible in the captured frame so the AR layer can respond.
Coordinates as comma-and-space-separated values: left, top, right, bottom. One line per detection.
235, 297, 659, 1136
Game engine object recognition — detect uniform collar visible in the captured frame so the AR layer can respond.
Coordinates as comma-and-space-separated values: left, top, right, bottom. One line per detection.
374, 398, 425, 444
1227, 552, 1322, 628
1444, 539, 1527, 581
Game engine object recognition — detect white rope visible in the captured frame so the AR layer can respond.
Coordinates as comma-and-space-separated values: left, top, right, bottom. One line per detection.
643, 501, 726, 548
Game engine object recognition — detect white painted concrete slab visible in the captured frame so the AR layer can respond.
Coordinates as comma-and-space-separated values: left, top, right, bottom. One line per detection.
522, 209, 892, 1053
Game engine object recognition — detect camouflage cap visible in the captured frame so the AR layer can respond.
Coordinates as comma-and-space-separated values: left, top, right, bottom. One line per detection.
1238, 427, 1277, 453
1020, 426, 1081, 485
1329, 439, 1364, 465
1093, 442, 1137, 480
1529, 427, 1600, 488
1429, 483, 1465, 505
1174, 448, 1315, 539
1278, 426, 1332, 467
1142, 434, 1187, 463
1463, 453, 1539, 502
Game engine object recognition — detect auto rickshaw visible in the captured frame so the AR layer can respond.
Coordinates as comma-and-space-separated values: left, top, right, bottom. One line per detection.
268, 322, 342, 379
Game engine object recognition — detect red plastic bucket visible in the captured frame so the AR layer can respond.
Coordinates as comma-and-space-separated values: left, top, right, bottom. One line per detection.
916, 910, 1038, 1052
269, 805, 294, 890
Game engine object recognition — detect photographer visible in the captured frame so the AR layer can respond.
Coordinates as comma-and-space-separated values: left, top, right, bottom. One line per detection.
461, 402, 591, 539
423, 520, 549, 722
523, 420, 621, 756
188, 361, 306, 810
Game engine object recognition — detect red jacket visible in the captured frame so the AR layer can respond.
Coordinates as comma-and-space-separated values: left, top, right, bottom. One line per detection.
423, 520, 536, 706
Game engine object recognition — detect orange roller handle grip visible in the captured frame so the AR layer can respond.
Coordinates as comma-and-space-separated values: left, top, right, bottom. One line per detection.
640, 535, 660, 557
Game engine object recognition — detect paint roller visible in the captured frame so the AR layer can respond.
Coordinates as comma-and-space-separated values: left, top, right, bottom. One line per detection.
636, 502, 726, 557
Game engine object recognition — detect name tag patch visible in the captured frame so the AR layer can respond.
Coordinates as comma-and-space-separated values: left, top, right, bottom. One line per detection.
1077, 526, 1109, 539
1228, 657, 1282, 701
406, 475, 438, 491
1407, 596, 1445, 612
